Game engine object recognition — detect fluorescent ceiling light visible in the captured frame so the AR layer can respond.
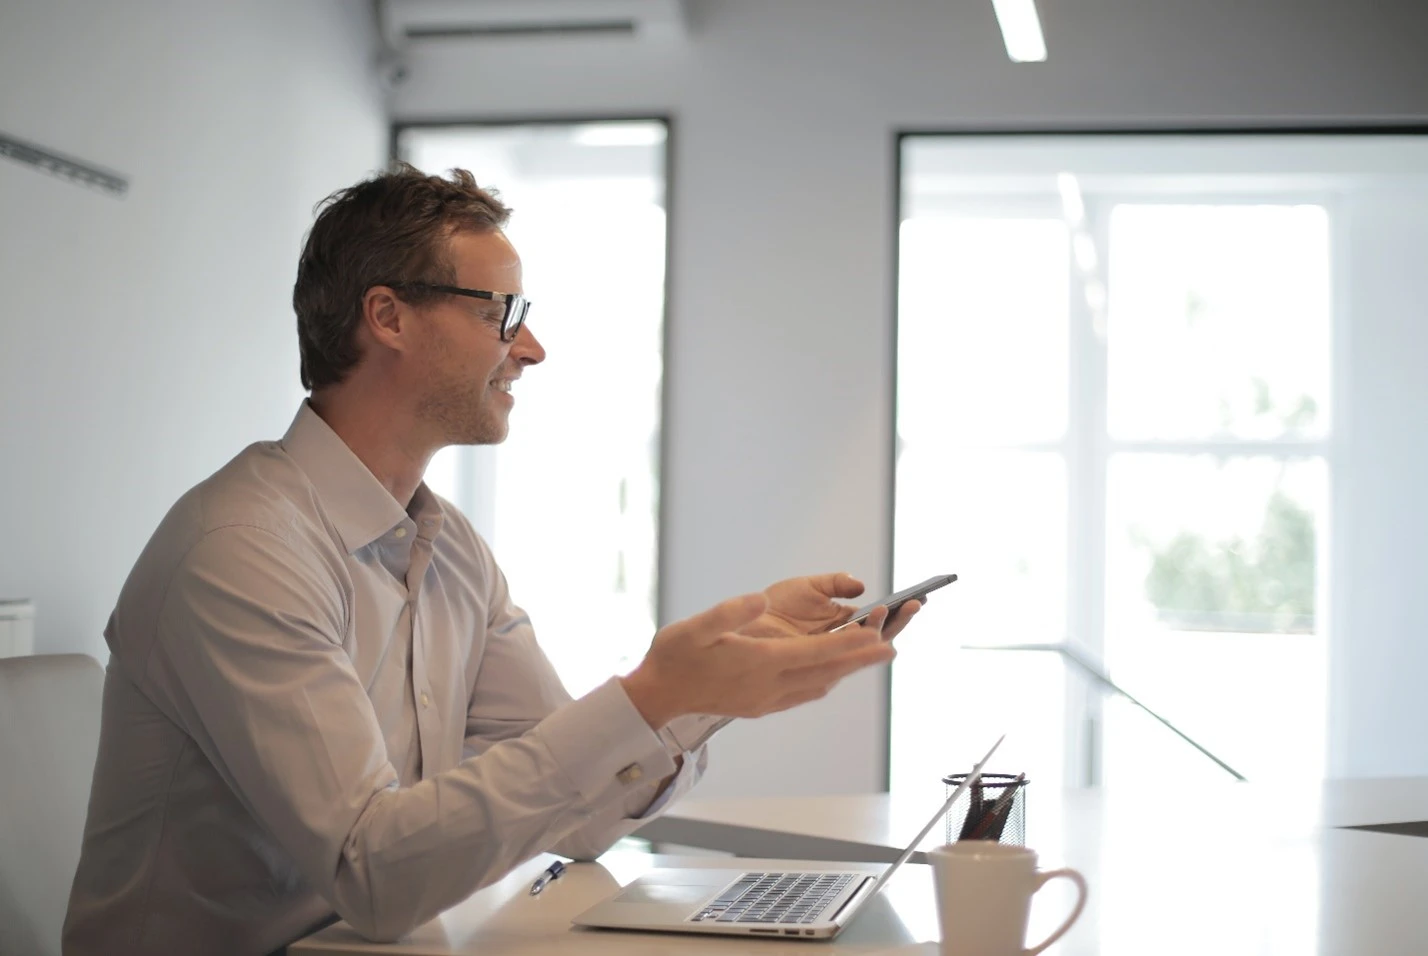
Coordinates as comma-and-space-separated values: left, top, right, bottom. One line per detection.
991, 0, 1047, 63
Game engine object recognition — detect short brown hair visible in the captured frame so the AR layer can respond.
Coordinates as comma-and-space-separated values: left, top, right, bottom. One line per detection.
293, 163, 512, 390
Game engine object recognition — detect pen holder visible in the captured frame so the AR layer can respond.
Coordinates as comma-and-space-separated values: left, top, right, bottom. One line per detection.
943, 773, 1028, 846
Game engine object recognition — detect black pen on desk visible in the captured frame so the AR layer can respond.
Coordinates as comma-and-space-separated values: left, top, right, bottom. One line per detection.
529, 860, 566, 896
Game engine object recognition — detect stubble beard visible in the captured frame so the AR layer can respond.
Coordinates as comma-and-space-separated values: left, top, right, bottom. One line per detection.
418, 377, 508, 447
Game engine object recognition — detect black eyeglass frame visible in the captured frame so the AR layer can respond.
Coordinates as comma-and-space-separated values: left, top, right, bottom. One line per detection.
382, 282, 531, 342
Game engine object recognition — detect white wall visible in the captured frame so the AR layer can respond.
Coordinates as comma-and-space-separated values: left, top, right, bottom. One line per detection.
389, 0, 1428, 793
0, 2, 386, 660
1332, 188, 1428, 777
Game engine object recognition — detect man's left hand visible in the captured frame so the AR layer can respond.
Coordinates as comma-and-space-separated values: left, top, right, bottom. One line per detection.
743, 572, 922, 642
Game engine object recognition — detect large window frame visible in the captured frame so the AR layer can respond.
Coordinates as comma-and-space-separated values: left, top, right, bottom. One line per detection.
886, 129, 1365, 792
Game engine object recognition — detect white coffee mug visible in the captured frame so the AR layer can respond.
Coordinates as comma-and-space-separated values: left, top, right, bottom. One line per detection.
929, 842, 1087, 956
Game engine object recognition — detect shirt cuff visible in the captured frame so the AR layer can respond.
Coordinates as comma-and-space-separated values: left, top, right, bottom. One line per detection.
627, 744, 707, 819
661, 714, 732, 755
537, 677, 678, 810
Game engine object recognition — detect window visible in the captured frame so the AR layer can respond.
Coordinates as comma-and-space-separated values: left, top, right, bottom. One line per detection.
890, 135, 1355, 800
398, 121, 668, 697
1100, 203, 1329, 787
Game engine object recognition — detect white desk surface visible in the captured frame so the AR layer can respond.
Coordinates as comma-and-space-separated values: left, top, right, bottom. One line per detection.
292, 851, 928, 955
637, 777, 1428, 864
294, 779, 1428, 956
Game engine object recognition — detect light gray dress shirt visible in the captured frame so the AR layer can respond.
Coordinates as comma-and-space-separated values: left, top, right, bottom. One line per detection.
63, 404, 722, 955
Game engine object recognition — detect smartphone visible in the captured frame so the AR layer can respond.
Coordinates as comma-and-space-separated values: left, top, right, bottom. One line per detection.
827, 573, 958, 632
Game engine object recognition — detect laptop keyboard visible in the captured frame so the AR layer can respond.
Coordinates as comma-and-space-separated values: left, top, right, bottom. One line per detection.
690, 872, 858, 925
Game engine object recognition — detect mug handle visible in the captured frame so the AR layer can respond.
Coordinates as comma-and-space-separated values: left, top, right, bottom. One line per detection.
1023, 866, 1088, 955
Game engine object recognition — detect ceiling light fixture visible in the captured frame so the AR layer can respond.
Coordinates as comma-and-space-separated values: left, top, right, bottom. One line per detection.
991, 0, 1048, 63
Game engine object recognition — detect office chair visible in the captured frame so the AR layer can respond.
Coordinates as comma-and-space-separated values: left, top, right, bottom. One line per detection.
0, 653, 104, 956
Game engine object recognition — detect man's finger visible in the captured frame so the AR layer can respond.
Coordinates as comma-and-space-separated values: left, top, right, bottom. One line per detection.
881, 599, 922, 641
770, 685, 836, 713
667, 592, 768, 640
784, 641, 896, 686
806, 571, 866, 600
865, 605, 889, 632
759, 622, 886, 668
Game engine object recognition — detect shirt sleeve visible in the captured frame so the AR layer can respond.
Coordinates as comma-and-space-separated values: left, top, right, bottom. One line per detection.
140, 525, 679, 943
663, 715, 732, 754
462, 566, 711, 859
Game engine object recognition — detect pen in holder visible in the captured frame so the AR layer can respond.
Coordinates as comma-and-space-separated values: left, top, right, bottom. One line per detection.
943, 772, 1028, 846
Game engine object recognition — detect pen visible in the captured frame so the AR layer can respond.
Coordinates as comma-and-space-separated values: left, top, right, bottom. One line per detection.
529, 860, 566, 896
959, 777, 986, 840
966, 773, 1025, 841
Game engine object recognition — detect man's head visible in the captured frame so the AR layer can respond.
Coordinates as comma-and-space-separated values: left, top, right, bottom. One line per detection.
294, 164, 544, 445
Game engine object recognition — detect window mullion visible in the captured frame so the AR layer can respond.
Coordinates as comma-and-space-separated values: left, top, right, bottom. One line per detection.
1064, 194, 1111, 788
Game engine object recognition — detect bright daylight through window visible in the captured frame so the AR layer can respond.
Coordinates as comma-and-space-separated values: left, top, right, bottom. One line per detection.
399, 121, 667, 697
890, 135, 1369, 809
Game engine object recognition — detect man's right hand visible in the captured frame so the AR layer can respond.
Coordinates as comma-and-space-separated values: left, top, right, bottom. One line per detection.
618, 592, 896, 730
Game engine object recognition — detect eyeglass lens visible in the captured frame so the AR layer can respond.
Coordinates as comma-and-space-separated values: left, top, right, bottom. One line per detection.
504, 296, 530, 341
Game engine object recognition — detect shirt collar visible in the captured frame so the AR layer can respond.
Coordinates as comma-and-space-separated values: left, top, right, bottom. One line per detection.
280, 402, 422, 554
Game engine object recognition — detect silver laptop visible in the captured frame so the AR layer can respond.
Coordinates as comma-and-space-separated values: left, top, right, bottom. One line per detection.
573, 735, 1003, 940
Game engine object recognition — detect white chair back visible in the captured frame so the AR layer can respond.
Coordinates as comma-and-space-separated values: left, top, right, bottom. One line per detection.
0, 653, 104, 956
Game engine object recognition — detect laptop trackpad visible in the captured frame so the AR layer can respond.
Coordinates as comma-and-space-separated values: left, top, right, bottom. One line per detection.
616, 884, 722, 905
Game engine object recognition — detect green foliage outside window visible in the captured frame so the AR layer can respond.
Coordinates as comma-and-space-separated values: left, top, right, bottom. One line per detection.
1133, 489, 1316, 634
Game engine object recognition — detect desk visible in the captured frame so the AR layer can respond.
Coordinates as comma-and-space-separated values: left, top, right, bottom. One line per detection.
292, 851, 930, 954
637, 777, 1428, 863
294, 780, 1428, 955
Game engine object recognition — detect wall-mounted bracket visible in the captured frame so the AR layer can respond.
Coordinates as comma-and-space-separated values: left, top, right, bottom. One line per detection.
0, 131, 128, 197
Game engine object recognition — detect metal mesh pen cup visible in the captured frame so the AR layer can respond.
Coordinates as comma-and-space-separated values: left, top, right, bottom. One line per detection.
942, 773, 1028, 846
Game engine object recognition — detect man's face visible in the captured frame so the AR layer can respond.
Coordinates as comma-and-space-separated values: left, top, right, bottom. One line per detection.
411, 229, 545, 446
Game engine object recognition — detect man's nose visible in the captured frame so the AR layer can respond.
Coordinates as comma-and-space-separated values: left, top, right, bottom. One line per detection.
511, 323, 546, 365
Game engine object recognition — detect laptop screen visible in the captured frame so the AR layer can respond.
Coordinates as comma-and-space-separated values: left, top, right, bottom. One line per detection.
863, 734, 1004, 898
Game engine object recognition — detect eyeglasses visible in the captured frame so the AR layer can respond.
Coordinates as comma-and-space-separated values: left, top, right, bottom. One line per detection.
383, 282, 531, 342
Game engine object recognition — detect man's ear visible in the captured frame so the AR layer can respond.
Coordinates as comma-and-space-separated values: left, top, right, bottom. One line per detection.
362, 285, 409, 353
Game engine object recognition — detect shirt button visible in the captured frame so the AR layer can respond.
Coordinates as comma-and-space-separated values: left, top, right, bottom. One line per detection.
420, 691, 431, 707
616, 763, 644, 785
393, 527, 408, 539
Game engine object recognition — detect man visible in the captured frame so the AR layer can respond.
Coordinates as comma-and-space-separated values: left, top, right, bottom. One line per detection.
63, 165, 919, 955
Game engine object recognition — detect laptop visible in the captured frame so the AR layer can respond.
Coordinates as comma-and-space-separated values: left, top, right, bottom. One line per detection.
573, 735, 1004, 940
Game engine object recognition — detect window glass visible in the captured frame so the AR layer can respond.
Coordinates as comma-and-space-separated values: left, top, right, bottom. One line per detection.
1103, 454, 1327, 782
897, 135, 1340, 796
898, 218, 1069, 446
1107, 204, 1331, 441
401, 122, 667, 696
